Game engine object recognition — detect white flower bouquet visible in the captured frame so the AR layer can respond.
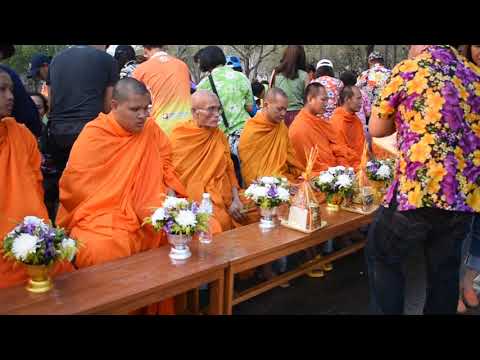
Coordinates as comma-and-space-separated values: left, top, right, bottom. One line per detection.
2, 216, 79, 266
144, 196, 209, 236
366, 159, 395, 182
312, 166, 356, 204
244, 176, 291, 210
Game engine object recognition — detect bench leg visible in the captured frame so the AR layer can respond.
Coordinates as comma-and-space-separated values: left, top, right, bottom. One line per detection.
224, 267, 234, 315
208, 272, 224, 315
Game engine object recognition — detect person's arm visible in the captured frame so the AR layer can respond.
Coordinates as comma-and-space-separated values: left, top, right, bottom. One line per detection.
229, 186, 246, 222
242, 75, 254, 115
369, 111, 396, 137
103, 86, 113, 113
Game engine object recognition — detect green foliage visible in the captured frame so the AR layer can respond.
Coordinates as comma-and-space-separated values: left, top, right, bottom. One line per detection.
2, 45, 68, 76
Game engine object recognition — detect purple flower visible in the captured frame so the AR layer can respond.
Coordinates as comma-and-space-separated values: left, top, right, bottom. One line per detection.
400, 72, 415, 81
463, 160, 480, 184
459, 130, 480, 155
440, 154, 458, 206
163, 219, 175, 233
267, 185, 278, 198
404, 93, 419, 110
399, 130, 420, 153
191, 202, 199, 215
406, 161, 423, 180
431, 47, 455, 65
441, 82, 459, 107
469, 94, 480, 113
441, 105, 463, 132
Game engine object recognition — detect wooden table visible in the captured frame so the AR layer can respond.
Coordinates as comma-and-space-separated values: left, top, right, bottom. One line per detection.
193, 204, 376, 315
0, 246, 227, 315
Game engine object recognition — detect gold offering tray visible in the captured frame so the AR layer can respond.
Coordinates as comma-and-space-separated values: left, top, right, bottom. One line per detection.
341, 203, 379, 215
280, 219, 328, 234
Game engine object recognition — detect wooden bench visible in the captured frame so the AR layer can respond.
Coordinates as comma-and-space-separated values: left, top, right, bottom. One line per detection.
190, 204, 376, 315
0, 245, 227, 315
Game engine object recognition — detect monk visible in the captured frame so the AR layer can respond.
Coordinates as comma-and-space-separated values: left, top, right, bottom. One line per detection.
330, 85, 365, 168
289, 82, 358, 175
170, 90, 247, 232
0, 69, 73, 289
239, 87, 304, 187
56, 78, 187, 314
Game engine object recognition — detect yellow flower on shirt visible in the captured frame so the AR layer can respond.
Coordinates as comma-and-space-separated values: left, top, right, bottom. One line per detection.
426, 179, 441, 195
427, 161, 447, 182
407, 74, 428, 95
399, 60, 419, 73
421, 133, 436, 145
384, 76, 404, 95
410, 114, 427, 134
409, 141, 430, 163
473, 150, 480, 167
425, 90, 445, 112
467, 188, 480, 212
424, 107, 442, 124
408, 184, 423, 208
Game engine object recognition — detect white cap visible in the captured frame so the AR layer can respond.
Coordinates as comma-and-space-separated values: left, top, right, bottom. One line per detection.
202, 193, 210, 198
316, 59, 334, 70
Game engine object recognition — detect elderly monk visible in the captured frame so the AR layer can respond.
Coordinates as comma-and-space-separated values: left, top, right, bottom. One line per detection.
330, 85, 365, 168
239, 88, 304, 187
56, 78, 186, 314
170, 90, 247, 232
289, 83, 358, 175
0, 69, 73, 288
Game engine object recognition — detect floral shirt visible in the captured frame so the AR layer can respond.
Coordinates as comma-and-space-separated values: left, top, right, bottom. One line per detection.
357, 88, 371, 132
311, 76, 344, 120
357, 63, 392, 105
197, 66, 254, 135
120, 60, 138, 79
373, 45, 480, 212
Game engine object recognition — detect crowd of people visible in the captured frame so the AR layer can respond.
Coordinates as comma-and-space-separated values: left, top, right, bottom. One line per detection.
1, 44, 480, 315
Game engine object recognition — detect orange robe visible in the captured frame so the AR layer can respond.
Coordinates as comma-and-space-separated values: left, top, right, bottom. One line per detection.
289, 108, 358, 175
56, 112, 186, 314
330, 107, 365, 169
170, 120, 242, 232
238, 110, 304, 187
0, 118, 73, 289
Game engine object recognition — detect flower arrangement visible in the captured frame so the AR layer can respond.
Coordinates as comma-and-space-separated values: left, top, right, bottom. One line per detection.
244, 176, 290, 209
312, 166, 356, 203
366, 159, 395, 182
144, 196, 209, 236
2, 216, 78, 266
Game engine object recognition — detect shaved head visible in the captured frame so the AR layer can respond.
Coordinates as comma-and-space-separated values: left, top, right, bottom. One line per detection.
191, 90, 221, 128
264, 87, 288, 103
263, 87, 288, 124
113, 78, 151, 103
191, 89, 219, 110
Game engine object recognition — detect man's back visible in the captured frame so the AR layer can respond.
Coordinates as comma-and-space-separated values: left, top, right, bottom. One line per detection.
133, 52, 191, 135
47, 46, 118, 136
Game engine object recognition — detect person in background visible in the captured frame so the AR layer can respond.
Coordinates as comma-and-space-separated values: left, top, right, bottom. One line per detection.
251, 80, 266, 109
45, 45, 119, 222
226, 55, 243, 72
306, 63, 316, 82
270, 45, 309, 127
0, 45, 42, 137
27, 53, 51, 98
340, 70, 371, 130
30, 92, 48, 124
457, 44, 480, 313
132, 45, 191, 135
114, 45, 137, 79
311, 59, 344, 121
356, 51, 391, 106
196, 46, 254, 187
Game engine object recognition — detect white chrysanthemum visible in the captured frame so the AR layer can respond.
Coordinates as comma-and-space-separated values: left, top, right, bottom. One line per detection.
261, 176, 276, 184
253, 186, 268, 199
245, 184, 257, 198
61, 238, 77, 261
336, 174, 352, 188
23, 216, 44, 226
277, 187, 290, 202
175, 210, 197, 227
377, 164, 391, 179
163, 196, 188, 209
151, 208, 167, 223
12, 234, 39, 261
318, 172, 335, 184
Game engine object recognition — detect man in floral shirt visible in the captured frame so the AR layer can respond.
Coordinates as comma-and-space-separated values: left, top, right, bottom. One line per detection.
366, 45, 480, 314
356, 51, 391, 108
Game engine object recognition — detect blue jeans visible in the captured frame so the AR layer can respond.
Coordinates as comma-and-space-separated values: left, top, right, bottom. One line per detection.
365, 194, 472, 315
464, 214, 480, 272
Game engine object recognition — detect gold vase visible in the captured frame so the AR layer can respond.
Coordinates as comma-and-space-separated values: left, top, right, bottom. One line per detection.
326, 193, 343, 211
25, 265, 53, 293
370, 180, 386, 204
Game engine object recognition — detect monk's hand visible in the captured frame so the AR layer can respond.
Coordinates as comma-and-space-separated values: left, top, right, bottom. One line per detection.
166, 188, 175, 197
229, 197, 247, 222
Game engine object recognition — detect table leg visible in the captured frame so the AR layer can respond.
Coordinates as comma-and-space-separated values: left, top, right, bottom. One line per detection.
208, 271, 224, 315
224, 266, 234, 315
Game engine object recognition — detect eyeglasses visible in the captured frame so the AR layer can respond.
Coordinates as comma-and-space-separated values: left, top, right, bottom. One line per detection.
195, 106, 223, 115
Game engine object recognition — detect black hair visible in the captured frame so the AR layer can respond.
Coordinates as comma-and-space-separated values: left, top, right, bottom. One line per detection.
251, 81, 265, 98
339, 71, 357, 87
198, 46, 226, 73
339, 85, 357, 105
0, 44, 15, 60
114, 45, 136, 70
315, 66, 335, 78
306, 63, 316, 73
29, 92, 49, 113
304, 82, 325, 104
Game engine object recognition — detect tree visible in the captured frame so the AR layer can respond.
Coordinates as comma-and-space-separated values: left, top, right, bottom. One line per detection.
226, 45, 278, 79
